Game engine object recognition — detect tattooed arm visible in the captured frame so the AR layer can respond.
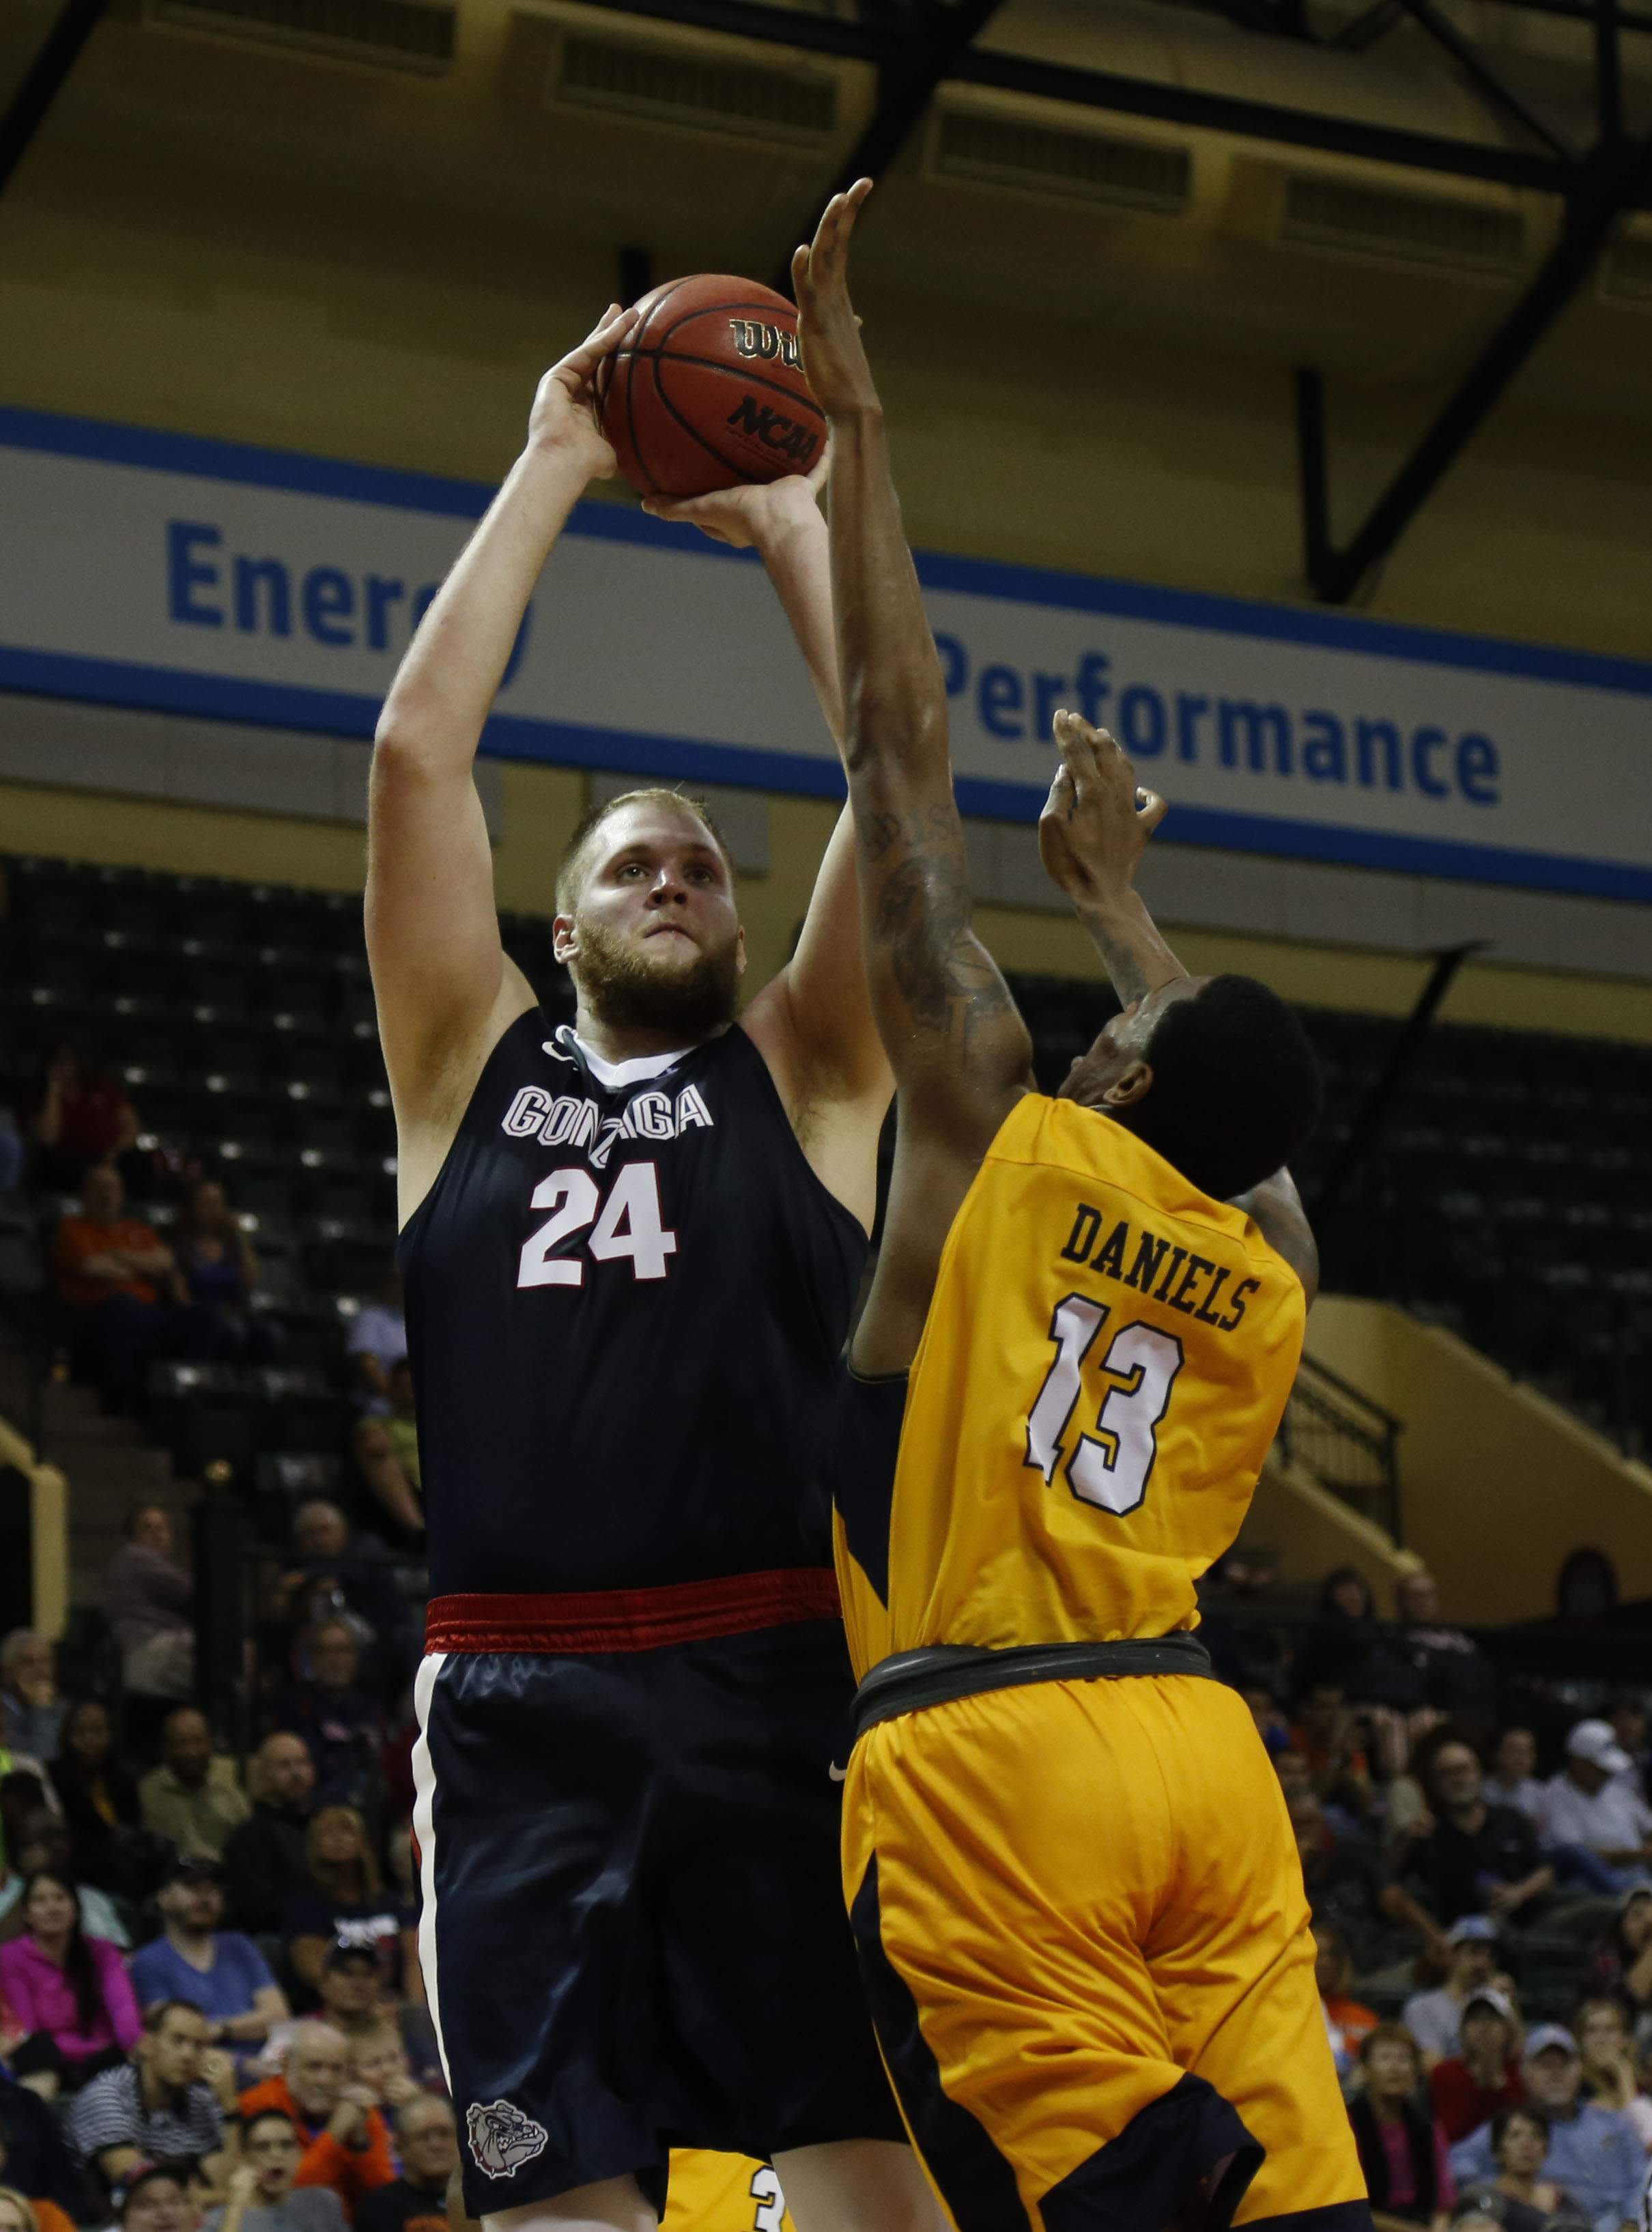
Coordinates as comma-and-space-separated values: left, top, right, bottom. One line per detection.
795, 184, 1034, 1371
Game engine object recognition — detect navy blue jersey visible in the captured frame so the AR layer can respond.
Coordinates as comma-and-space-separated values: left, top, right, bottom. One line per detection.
399, 1011, 868, 1597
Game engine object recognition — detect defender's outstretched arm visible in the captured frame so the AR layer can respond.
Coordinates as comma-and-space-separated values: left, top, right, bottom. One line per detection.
367, 302, 636, 1220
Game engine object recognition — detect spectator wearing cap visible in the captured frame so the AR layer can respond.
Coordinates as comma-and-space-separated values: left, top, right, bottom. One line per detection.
236, 2024, 395, 2224
1485, 1729, 1549, 1839
1347, 2022, 1457, 2227
0, 1638, 64, 1769
223, 1739, 316, 1939
1399, 1734, 1554, 1931
139, 1713, 251, 1864
203, 2111, 345, 2232
129, 1859, 289, 2056
64, 2001, 226, 2192
0, 2069, 83, 2224
1428, 1986, 1525, 2143
113, 2162, 200, 2232
352, 2100, 455, 2232
1449, 2024, 1645, 2228
1543, 1721, 1652, 1895
1587, 1887, 1652, 2023
1575, 1999, 1652, 2155
1404, 1919, 1511, 2066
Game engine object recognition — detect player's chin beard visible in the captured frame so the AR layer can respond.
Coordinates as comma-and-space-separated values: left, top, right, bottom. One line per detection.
573, 917, 741, 1037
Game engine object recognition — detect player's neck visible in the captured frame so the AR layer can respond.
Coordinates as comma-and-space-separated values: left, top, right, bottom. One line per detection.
571, 1003, 725, 1067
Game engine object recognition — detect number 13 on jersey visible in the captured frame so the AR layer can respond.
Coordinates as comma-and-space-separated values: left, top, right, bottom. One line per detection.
1025, 1293, 1184, 1516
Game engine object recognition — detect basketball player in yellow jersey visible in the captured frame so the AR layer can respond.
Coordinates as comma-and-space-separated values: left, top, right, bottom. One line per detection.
664, 2156, 796, 2232
792, 181, 1373, 2232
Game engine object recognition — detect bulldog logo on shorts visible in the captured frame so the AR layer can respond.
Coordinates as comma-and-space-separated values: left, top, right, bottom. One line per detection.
466, 2100, 549, 2177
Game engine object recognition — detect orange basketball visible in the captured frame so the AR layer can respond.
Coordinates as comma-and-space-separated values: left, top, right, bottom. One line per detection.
596, 274, 824, 502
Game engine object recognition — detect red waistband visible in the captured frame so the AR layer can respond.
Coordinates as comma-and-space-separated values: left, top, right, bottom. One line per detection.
423, 1568, 842, 1654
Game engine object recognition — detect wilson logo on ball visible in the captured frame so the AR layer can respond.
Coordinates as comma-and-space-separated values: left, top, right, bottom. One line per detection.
728, 320, 802, 371
725, 397, 818, 466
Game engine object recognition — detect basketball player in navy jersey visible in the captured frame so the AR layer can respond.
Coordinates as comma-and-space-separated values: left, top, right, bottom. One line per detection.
367, 307, 935, 2232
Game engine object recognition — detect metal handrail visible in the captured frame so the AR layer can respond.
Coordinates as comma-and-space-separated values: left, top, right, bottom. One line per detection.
1276, 1355, 1404, 1544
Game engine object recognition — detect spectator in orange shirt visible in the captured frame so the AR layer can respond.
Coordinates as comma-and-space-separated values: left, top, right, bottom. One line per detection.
1314, 1921, 1378, 2081
1290, 1679, 1376, 1822
53, 1166, 225, 1409
237, 2026, 393, 2226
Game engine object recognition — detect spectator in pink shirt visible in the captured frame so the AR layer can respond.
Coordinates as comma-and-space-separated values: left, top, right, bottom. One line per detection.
0, 1871, 141, 2096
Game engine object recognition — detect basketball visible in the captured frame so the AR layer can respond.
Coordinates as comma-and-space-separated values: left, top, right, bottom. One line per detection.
597, 273, 824, 502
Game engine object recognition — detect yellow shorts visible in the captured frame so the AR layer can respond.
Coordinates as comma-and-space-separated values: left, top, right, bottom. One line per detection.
842, 1674, 1371, 2230
664, 2151, 795, 2232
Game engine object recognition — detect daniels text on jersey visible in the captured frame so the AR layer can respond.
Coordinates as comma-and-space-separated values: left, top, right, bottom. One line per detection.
1058, 1198, 1257, 1331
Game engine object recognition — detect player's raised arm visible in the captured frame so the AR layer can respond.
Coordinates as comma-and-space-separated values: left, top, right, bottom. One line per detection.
794, 187, 1031, 1148
367, 302, 636, 1216
641, 457, 892, 1230
1041, 712, 1319, 1297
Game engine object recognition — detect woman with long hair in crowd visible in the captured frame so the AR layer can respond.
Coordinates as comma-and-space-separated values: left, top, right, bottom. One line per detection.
1348, 2023, 1456, 2229
0, 1869, 141, 2092
1574, 1995, 1652, 2148
1585, 1884, 1652, 2022
281, 1806, 418, 2002
46, 1699, 141, 1888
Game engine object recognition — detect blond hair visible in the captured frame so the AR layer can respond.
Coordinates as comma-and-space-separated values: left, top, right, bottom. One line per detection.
555, 788, 732, 914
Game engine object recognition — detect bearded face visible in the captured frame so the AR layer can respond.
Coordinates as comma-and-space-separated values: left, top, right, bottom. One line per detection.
553, 798, 746, 1038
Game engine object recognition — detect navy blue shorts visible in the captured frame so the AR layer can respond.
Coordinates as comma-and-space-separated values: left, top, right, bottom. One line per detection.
412, 1587, 905, 2215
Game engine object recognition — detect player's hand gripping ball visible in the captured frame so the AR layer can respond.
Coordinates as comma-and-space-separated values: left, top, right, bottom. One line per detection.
595, 275, 823, 501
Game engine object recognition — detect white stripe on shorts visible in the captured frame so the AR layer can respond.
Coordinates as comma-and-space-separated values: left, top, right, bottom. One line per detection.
410, 1650, 453, 2095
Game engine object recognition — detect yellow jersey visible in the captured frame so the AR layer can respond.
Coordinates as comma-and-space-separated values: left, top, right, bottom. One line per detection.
664, 2151, 795, 2232
834, 1093, 1305, 1681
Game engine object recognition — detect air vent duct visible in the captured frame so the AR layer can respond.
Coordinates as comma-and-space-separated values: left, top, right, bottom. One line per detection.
931, 108, 1189, 214
552, 34, 837, 140
1281, 177, 1523, 271
149, 0, 453, 70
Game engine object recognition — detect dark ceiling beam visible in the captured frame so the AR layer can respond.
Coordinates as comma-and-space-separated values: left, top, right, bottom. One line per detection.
592, 0, 1650, 202
1301, 125, 1652, 604
773, 0, 1004, 291
1395, 0, 1580, 162
1595, 0, 1623, 139
0, 0, 110, 196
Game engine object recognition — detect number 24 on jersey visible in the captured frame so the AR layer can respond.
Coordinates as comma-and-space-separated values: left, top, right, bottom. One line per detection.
517, 1163, 677, 1287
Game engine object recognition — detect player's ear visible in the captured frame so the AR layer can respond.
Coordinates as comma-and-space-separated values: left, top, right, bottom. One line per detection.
552, 914, 578, 963
1100, 1060, 1152, 1109
734, 924, 747, 978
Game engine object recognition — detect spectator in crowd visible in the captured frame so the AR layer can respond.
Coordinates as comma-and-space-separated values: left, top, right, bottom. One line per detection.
344, 1273, 404, 1416
348, 1369, 422, 1549
1315, 1921, 1378, 2080
114, 2163, 201, 2232
1291, 1791, 1446, 1975
1574, 1998, 1652, 2153
0, 2067, 84, 2221
1392, 1571, 1498, 1730
223, 1738, 315, 1938
64, 2001, 226, 2191
1586, 1887, 1652, 2023
104, 1506, 195, 1703
1, 1807, 132, 1949
1607, 1697, 1651, 1803
48, 1701, 141, 1891
0, 1639, 63, 1768
1449, 2024, 1645, 2227
1428, 1986, 1525, 2144
1404, 1918, 1511, 2065
352, 2100, 455, 2232
271, 1630, 382, 1816
0, 1871, 141, 2093
171, 1183, 276, 1365
264, 1510, 407, 1694
237, 2025, 395, 2224
27, 1043, 141, 1193
1296, 1568, 1380, 1695
1543, 1721, 1652, 1894
129, 1858, 289, 2054
343, 2031, 419, 2118
1455, 2106, 1576, 2232
1290, 1681, 1376, 1822
1485, 1729, 1548, 1836
139, 1711, 251, 1863
253, 1948, 438, 2098
0, 2147, 76, 2232
281, 1820, 416, 2005
53, 1166, 229, 1409
204, 2110, 345, 2232
1399, 1735, 1554, 1929
1347, 2023, 1457, 2227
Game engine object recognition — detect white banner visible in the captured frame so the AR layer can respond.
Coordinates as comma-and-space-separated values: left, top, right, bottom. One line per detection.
2, 408, 1650, 902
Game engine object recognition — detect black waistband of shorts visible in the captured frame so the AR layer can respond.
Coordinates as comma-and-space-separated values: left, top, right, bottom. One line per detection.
851, 1632, 1215, 1741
